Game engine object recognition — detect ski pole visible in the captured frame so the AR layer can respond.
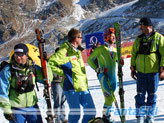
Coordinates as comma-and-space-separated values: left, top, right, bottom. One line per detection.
104, 73, 124, 123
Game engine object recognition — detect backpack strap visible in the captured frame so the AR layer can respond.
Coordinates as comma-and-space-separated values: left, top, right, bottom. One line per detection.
28, 64, 39, 92
136, 32, 158, 55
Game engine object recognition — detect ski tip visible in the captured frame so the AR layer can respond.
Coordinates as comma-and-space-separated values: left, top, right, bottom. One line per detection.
35, 29, 40, 34
114, 22, 120, 26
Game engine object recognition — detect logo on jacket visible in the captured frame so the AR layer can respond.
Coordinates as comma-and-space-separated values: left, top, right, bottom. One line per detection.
71, 56, 77, 60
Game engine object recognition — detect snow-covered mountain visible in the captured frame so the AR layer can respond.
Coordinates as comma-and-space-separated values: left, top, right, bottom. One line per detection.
0, 0, 164, 59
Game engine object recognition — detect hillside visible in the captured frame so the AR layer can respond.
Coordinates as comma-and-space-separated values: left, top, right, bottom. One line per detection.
0, 0, 164, 59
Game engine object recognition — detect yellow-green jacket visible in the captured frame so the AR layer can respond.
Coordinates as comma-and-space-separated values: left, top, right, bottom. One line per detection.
131, 32, 164, 73
49, 41, 88, 92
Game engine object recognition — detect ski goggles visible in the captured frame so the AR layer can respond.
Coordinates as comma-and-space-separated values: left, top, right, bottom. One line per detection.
14, 52, 25, 57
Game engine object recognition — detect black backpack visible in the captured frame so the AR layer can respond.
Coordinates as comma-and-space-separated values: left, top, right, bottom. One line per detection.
88, 117, 111, 123
0, 61, 10, 72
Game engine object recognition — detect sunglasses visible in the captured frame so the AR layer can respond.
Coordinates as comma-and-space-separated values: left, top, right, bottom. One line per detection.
77, 36, 83, 39
14, 52, 25, 57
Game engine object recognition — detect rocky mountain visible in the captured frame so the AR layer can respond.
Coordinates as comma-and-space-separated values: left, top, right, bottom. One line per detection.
0, 0, 164, 59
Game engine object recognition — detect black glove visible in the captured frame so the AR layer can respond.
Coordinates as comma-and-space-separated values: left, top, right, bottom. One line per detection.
131, 70, 137, 80
130, 66, 137, 80
4, 113, 15, 121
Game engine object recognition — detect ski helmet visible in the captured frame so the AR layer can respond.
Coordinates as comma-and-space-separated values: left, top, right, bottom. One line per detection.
103, 28, 115, 42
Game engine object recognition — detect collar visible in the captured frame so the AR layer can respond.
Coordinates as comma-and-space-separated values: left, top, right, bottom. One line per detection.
70, 43, 79, 52
104, 42, 114, 47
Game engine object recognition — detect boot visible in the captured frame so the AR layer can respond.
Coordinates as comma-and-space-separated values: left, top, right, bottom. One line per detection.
103, 108, 114, 123
145, 116, 154, 123
137, 117, 145, 123
103, 114, 114, 123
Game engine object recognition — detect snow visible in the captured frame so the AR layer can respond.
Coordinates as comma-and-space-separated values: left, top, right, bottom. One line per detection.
71, 0, 86, 21
96, 0, 138, 18
35, 0, 57, 11
1, 58, 164, 122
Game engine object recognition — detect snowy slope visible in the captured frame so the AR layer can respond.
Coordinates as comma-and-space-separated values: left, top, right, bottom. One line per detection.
1, 58, 164, 123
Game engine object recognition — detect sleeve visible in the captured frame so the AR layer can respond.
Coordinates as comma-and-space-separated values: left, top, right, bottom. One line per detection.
131, 38, 139, 67
159, 34, 164, 67
87, 48, 99, 70
0, 65, 12, 114
49, 47, 69, 76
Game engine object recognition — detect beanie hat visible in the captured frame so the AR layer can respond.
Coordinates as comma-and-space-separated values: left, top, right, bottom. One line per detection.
139, 17, 153, 26
14, 43, 28, 55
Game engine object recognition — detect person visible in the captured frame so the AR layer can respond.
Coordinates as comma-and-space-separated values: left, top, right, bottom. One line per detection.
0, 43, 53, 123
130, 17, 164, 123
87, 28, 118, 122
49, 28, 96, 123
51, 47, 67, 123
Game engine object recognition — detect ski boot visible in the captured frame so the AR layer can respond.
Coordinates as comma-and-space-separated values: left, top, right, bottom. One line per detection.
103, 114, 114, 123
136, 117, 145, 123
145, 116, 154, 123
103, 107, 114, 123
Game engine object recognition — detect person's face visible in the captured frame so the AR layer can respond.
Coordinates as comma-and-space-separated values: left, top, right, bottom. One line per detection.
108, 33, 116, 44
75, 33, 82, 46
140, 25, 153, 34
14, 52, 28, 65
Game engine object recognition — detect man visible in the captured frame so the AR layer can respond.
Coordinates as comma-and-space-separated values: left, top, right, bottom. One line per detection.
0, 43, 53, 123
87, 28, 117, 122
51, 47, 67, 123
130, 17, 164, 123
49, 28, 96, 123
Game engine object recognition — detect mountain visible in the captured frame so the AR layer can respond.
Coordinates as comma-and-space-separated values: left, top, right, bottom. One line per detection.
0, 0, 164, 59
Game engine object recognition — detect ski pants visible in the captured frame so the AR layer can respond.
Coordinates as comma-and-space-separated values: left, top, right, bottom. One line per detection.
9, 104, 42, 123
135, 72, 159, 117
51, 82, 66, 122
64, 90, 96, 123
98, 73, 117, 108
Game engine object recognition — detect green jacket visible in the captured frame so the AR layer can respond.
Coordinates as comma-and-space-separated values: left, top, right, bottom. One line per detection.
0, 59, 53, 114
131, 32, 164, 73
87, 44, 117, 72
49, 41, 88, 92
87, 44, 117, 82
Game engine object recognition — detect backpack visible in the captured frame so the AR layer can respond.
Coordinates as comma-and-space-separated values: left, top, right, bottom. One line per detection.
0, 61, 10, 72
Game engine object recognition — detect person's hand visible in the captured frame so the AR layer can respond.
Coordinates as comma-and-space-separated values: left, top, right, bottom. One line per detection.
4, 113, 15, 121
160, 67, 164, 81
95, 67, 108, 75
130, 66, 137, 80
95, 68, 100, 74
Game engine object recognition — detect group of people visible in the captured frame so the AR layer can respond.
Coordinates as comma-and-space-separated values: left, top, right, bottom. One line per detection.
0, 17, 164, 123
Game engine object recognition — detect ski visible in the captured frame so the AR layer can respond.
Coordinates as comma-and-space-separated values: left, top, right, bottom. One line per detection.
35, 29, 55, 123
114, 22, 126, 123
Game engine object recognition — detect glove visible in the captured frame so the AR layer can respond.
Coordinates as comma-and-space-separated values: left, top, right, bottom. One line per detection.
130, 66, 137, 80
4, 113, 15, 121
95, 67, 108, 74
